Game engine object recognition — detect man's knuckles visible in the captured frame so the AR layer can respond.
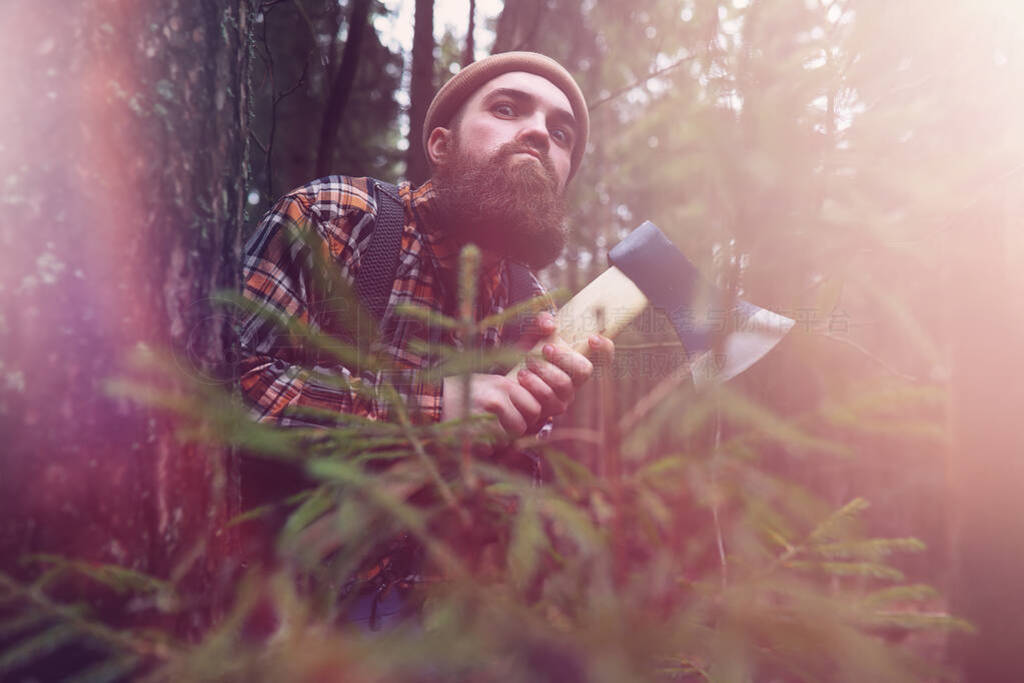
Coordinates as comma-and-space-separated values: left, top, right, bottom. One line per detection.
517, 312, 557, 349
575, 356, 594, 384
524, 362, 574, 402
510, 385, 543, 423
520, 370, 558, 401
478, 392, 505, 414
473, 377, 542, 437
589, 335, 615, 364
518, 369, 568, 415
543, 345, 593, 386
470, 376, 503, 409
499, 412, 528, 437
535, 311, 556, 333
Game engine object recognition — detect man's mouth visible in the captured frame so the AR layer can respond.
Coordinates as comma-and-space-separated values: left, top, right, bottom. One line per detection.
507, 146, 543, 162
499, 144, 558, 190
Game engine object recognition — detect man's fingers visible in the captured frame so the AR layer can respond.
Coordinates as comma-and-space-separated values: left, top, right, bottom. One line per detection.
536, 311, 556, 333
477, 377, 539, 437
481, 390, 526, 437
506, 382, 542, 434
522, 359, 574, 404
588, 335, 615, 365
495, 403, 528, 437
542, 343, 594, 387
516, 311, 557, 350
517, 367, 569, 416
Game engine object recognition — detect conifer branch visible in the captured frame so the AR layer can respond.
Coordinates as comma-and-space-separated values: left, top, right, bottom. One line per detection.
588, 54, 698, 111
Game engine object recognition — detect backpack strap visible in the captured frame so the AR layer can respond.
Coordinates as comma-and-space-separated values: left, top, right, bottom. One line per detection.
501, 261, 552, 347
355, 179, 404, 321
506, 261, 543, 307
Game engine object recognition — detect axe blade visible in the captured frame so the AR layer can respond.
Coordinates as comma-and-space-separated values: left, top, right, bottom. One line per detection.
608, 221, 793, 385
688, 302, 795, 386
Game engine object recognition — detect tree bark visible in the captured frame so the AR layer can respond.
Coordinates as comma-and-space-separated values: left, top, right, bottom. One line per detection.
0, 0, 251, 634
406, 0, 435, 185
315, 0, 371, 179
462, 0, 476, 67
492, 0, 545, 54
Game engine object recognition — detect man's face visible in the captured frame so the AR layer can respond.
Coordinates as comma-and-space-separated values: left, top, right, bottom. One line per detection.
429, 72, 578, 269
445, 71, 577, 193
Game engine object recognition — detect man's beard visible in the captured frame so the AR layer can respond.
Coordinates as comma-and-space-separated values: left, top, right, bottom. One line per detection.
432, 139, 567, 270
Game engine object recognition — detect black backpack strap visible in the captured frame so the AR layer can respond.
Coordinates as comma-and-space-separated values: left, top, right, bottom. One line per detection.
356, 179, 404, 321
501, 262, 556, 480
501, 261, 552, 347
506, 261, 542, 306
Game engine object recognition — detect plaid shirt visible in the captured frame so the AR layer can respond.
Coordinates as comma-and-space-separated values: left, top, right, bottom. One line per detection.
239, 176, 542, 426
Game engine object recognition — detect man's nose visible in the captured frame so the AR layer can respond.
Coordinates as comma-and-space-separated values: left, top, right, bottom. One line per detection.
515, 113, 550, 152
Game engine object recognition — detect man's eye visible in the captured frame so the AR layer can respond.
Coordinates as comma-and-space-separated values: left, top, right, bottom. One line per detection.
550, 127, 573, 146
493, 103, 516, 117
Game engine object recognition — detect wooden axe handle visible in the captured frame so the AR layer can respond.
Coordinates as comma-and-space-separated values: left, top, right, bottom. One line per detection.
505, 266, 649, 378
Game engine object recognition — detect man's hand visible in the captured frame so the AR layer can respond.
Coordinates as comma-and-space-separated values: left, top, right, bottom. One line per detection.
441, 312, 614, 438
442, 373, 543, 437
515, 311, 613, 420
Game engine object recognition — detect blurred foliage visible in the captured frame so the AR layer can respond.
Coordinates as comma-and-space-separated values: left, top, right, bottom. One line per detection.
507, 0, 1023, 611
1, 247, 969, 681
7, 0, 1022, 678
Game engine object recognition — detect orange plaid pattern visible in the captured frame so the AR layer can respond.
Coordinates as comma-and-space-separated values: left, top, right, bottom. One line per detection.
239, 176, 521, 426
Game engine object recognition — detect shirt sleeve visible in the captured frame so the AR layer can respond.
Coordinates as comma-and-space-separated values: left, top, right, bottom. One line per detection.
238, 188, 406, 426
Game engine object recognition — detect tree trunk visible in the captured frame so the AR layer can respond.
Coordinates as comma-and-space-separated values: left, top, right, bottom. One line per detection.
462, 0, 476, 67
406, 0, 435, 185
492, 0, 545, 54
315, 0, 371, 179
0, 0, 251, 634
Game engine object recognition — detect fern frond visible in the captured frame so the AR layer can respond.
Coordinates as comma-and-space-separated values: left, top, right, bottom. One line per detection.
861, 584, 940, 606
812, 538, 926, 560
807, 498, 870, 544
786, 560, 904, 580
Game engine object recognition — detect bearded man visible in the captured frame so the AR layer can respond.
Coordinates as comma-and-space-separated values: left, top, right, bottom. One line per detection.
239, 52, 613, 435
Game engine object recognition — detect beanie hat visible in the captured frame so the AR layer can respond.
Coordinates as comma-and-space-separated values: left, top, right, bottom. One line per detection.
422, 51, 589, 182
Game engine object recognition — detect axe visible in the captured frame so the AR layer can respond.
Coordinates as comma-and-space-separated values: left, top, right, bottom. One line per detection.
509, 221, 794, 386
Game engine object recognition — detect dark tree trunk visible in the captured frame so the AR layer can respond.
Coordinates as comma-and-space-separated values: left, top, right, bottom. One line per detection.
315, 0, 371, 179
406, 0, 435, 185
492, 0, 545, 54
462, 0, 476, 67
0, 0, 251, 634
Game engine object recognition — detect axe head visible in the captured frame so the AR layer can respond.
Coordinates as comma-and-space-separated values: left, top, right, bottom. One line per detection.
608, 221, 794, 385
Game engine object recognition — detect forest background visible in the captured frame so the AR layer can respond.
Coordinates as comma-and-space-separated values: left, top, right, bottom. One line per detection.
2, 0, 1024, 681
